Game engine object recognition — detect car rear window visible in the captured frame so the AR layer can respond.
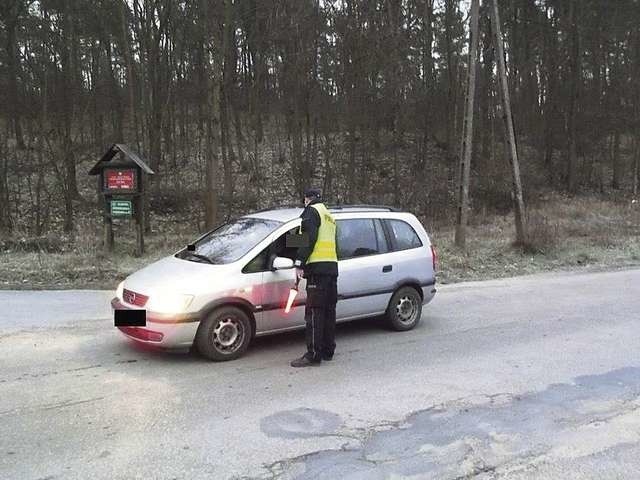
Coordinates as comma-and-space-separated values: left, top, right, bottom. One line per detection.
386, 219, 423, 251
337, 219, 387, 259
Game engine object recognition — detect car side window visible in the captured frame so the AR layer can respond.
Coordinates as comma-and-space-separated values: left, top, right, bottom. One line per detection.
242, 227, 299, 273
336, 219, 381, 260
242, 246, 270, 273
386, 219, 423, 251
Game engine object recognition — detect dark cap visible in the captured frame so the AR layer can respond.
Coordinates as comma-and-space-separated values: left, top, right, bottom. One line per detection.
303, 188, 322, 199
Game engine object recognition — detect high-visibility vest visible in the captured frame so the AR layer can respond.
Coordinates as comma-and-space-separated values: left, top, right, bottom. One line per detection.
303, 203, 337, 264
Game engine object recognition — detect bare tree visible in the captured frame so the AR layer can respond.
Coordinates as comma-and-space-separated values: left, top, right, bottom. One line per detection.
455, 0, 480, 249
3, 0, 640, 242
0, 134, 11, 235
0, 0, 26, 150
201, 0, 221, 229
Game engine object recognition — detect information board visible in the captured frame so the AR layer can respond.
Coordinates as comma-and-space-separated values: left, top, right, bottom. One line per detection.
111, 199, 133, 217
105, 169, 136, 191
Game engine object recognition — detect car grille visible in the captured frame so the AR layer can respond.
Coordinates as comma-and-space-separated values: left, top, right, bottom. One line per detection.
123, 288, 148, 307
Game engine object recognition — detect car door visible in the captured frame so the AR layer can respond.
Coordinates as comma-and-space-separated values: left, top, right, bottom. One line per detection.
380, 218, 430, 291
335, 218, 392, 320
257, 225, 308, 333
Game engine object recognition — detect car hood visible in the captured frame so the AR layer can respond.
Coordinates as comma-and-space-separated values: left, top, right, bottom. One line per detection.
122, 254, 235, 297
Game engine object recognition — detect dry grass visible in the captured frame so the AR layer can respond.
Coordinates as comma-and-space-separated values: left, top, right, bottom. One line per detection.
431, 193, 640, 284
0, 217, 195, 290
1, 193, 639, 289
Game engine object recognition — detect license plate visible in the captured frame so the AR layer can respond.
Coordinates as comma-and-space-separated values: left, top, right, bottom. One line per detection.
114, 309, 146, 327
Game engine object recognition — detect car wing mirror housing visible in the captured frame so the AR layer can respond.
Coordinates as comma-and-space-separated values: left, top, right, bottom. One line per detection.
272, 256, 294, 270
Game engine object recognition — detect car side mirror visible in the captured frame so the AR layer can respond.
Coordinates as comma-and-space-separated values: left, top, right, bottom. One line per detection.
272, 256, 294, 270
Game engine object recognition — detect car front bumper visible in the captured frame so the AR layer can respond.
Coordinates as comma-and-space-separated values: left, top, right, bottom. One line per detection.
111, 298, 200, 349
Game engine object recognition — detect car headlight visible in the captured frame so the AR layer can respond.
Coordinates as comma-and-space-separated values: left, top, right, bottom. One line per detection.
146, 293, 194, 314
116, 281, 125, 301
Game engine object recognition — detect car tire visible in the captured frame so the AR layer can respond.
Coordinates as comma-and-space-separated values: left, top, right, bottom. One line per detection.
196, 306, 253, 361
385, 286, 422, 331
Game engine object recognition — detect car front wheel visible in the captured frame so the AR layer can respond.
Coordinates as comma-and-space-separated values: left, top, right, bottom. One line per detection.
385, 286, 422, 331
196, 306, 252, 361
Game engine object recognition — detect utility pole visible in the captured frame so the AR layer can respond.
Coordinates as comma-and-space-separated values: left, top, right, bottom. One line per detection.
455, 0, 480, 249
490, 0, 526, 245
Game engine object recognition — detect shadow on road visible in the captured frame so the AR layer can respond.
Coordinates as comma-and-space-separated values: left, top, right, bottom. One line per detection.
106, 313, 435, 375
116, 316, 398, 365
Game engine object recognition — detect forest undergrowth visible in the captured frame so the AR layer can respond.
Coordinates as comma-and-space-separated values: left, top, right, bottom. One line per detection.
1, 191, 638, 290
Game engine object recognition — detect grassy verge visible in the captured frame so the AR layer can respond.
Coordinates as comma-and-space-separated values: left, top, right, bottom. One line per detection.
433, 193, 640, 283
1, 194, 638, 290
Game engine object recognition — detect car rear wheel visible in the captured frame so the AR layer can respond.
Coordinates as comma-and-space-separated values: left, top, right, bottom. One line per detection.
196, 306, 252, 361
385, 286, 422, 331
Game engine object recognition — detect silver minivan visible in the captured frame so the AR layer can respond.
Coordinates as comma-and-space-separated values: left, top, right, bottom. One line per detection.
112, 205, 437, 360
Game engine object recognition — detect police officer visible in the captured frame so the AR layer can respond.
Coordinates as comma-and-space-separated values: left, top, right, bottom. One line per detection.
291, 188, 339, 367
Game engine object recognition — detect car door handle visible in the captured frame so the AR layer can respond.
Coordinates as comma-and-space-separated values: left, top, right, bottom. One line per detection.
382, 265, 392, 273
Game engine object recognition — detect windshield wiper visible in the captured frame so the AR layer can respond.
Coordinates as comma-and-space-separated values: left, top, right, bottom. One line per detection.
184, 251, 214, 264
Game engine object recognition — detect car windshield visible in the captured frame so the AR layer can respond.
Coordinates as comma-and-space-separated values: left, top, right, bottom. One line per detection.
177, 217, 282, 264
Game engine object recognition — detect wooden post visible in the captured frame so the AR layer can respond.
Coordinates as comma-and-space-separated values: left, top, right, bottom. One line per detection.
490, 0, 526, 245
135, 197, 144, 256
455, 0, 480, 249
135, 172, 145, 256
104, 193, 114, 252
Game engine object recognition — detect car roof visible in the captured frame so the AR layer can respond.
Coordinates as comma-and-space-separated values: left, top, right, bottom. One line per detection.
245, 208, 304, 222
243, 205, 404, 223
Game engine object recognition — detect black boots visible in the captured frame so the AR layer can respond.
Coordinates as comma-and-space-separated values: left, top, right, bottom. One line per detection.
290, 352, 334, 367
290, 355, 321, 368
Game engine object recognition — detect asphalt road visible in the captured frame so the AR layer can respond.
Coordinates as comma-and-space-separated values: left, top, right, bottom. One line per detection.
1, 268, 639, 480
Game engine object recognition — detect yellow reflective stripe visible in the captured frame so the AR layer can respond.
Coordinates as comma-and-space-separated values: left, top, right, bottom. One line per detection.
314, 241, 335, 248
312, 249, 336, 255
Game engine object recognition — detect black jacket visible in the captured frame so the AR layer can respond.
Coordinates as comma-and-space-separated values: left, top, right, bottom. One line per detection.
295, 199, 338, 277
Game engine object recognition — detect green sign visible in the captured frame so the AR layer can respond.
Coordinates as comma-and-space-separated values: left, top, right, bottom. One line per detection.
111, 199, 133, 217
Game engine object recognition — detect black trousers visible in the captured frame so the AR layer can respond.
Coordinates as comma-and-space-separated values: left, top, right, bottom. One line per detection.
304, 274, 338, 361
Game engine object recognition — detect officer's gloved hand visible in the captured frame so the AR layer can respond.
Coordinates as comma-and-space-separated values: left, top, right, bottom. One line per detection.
294, 260, 304, 281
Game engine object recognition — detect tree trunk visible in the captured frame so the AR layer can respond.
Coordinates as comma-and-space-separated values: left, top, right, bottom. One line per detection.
4, 2, 25, 150
444, 0, 458, 168
220, 96, 234, 206
347, 124, 357, 203
479, 3, 494, 167
119, 0, 140, 151
105, 40, 124, 143
203, 0, 221, 229
205, 69, 221, 229
542, 5, 558, 184
60, 0, 77, 231
455, 0, 480, 249
421, 0, 435, 167
491, 0, 526, 245
221, 0, 235, 207
566, 0, 580, 193
611, 129, 621, 189
0, 135, 11, 235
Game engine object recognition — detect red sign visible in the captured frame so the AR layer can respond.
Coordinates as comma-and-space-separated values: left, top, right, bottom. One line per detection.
106, 169, 135, 190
